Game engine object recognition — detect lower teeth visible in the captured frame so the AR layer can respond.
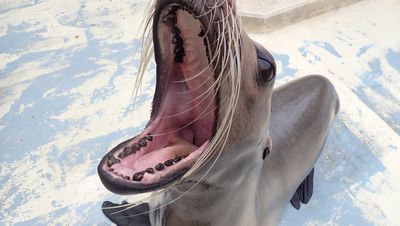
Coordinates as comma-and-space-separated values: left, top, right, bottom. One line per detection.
110, 152, 189, 182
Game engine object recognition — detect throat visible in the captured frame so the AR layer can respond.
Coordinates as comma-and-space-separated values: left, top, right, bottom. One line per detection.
150, 170, 261, 226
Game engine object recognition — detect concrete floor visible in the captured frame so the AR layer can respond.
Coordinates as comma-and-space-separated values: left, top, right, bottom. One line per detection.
238, 0, 362, 32
238, 0, 307, 16
250, 0, 400, 225
1, 0, 399, 225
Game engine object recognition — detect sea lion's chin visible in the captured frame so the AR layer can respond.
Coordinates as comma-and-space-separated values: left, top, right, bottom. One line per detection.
98, 3, 217, 195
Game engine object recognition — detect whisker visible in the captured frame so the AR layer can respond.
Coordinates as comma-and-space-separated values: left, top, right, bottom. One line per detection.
174, 74, 214, 94
125, 0, 243, 214
172, 13, 231, 86
148, 90, 218, 138
160, 87, 215, 119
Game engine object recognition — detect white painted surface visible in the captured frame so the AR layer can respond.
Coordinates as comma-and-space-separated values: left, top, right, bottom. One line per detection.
0, 0, 399, 225
237, 0, 307, 16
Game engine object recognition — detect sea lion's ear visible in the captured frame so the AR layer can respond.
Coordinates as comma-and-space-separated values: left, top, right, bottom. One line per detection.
262, 147, 270, 160
254, 43, 276, 86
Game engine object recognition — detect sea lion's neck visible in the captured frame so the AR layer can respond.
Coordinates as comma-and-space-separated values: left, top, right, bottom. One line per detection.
149, 139, 265, 226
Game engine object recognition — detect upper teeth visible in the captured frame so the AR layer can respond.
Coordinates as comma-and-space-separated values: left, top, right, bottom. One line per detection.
162, 7, 188, 64
162, 7, 177, 26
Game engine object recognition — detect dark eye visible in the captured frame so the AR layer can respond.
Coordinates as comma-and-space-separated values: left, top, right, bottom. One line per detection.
254, 43, 276, 86
257, 57, 275, 85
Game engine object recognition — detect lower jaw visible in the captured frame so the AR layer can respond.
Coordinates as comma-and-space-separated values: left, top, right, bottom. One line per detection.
113, 139, 209, 185
98, 135, 210, 194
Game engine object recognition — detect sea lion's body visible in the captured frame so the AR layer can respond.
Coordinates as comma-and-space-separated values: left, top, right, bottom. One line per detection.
99, 1, 340, 225
103, 76, 339, 226
259, 75, 339, 225
145, 76, 339, 226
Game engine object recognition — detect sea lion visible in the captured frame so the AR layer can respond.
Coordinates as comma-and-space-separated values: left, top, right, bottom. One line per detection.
97, 0, 340, 225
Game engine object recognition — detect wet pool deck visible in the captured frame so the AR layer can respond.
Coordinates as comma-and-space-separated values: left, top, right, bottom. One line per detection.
1, 0, 400, 225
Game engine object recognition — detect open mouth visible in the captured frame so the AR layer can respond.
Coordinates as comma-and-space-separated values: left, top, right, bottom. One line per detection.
98, 3, 217, 195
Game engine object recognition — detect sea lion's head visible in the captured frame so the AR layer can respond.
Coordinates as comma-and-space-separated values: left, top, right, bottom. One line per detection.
98, 0, 276, 195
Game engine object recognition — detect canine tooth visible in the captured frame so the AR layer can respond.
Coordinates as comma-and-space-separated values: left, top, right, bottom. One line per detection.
198, 29, 205, 37
175, 46, 185, 54
138, 139, 147, 147
162, 13, 177, 25
145, 134, 153, 141
107, 155, 121, 167
170, 5, 179, 12
118, 153, 126, 159
155, 163, 165, 171
174, 156, 183, 163
172, 26, 181, 35
124, 147, 133, 155
133, 143, 140, 151
145, 168, 155, 174
174, 45, 185, 63
203, 37, 208, 46
175, 56, 184, 63
172, 36, 183, 45
164, 159, 174, 167
132, 172, 145, 181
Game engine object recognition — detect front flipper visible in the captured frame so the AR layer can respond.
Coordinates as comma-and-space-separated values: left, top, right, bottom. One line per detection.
290, 168, 314, 210
102, 201, 151, 226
